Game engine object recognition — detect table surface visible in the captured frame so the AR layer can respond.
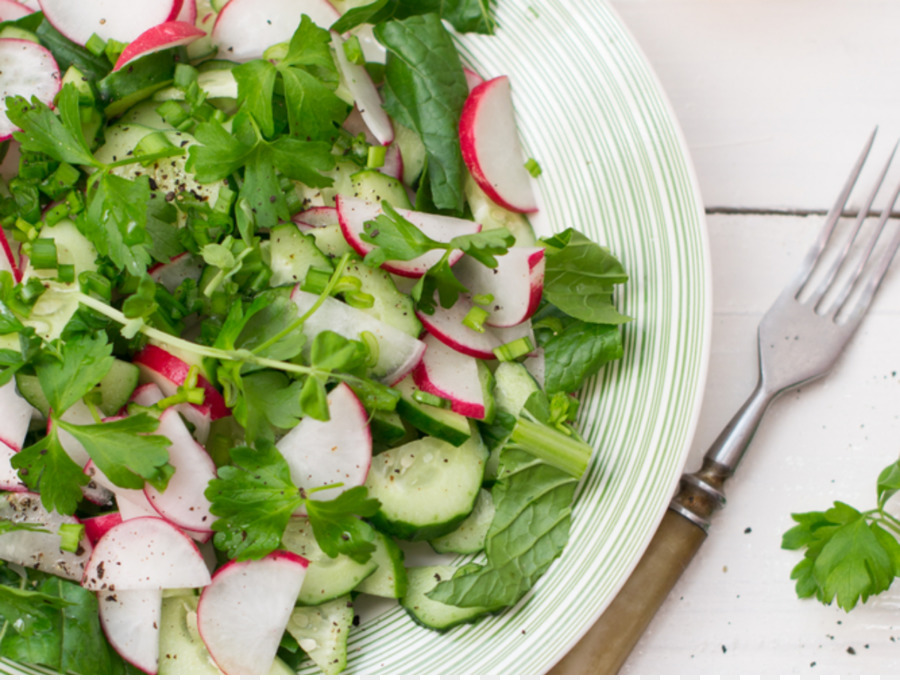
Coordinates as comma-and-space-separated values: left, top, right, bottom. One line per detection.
601, 0, 900, 673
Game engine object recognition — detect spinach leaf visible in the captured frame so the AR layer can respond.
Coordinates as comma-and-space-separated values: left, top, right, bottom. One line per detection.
535, 314, 624, 394
333, 0, 496, 35
375, 14, 469, 214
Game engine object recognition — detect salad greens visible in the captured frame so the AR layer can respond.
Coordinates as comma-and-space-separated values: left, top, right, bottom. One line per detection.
0, 0, 629, 674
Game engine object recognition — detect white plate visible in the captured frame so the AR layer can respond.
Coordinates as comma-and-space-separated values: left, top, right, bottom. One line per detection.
331, 0, 712, 672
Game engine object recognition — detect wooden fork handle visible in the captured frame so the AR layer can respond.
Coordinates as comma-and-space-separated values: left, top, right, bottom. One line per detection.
550, 461, 729, 674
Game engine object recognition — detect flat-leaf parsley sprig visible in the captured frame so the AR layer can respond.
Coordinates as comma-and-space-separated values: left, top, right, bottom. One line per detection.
782, 457, 900, 611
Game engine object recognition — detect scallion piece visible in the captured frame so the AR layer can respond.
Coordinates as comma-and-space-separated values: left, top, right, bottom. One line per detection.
492, 336, 535, 362
29, 238, 58, 270
57, 523, 85, 553
462, 305, 489, 333
367, 144, 387, 169
524, 157, 542, 178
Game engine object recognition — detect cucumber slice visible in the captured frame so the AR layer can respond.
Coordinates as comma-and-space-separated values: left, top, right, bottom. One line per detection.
394, 376, 471, 446
354, 530, 407, 598
158, 592, 294, 674
347, 168, 412, 208
342, 259, 421, 337
493, 360, 541, 415
429, 487, 495, 555
369, 409, 409, 449
400, 565, 489, 631
266, 224, 332, 287
282, 517, 377, 605
305, 222, 353, 258
285, 596, 354, 674
98, 49, 181, 118
365, 425, 488, 541
392, 122, 426, 187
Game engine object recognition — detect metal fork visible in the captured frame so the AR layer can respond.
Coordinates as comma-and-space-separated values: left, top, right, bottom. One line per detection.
551, 127, 900, 674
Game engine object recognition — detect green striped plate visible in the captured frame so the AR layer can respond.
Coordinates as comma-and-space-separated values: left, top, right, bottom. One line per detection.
327, 0, 711, 673
0, 0, 710, 675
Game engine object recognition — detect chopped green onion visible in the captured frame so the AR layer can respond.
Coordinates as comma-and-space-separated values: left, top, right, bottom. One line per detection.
79, 271, 113, 301
524, 157, 542, 178
343, 35, 365, 65
472, 292, 494, 306
156, 100, 190, 128
57, 523, 85, 553
301, 267, 334, 295
57, 263, 76, 284
104, 38, 127, 65
359, 329, 379, 368
462, 305, 489, 333
42, 202, 69, 227
413, 389, 449, 409
40, 162, 80, 200
344, 290, 375, 309
84, 33, 106, 57
174, 63, 199, 91
65, 189, 84, 215
492, 336, 535, 362
29, 238, 58, 270
367, 145, 387, 169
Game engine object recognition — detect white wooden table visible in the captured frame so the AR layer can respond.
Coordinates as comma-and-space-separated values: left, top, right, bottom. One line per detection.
605, 0, 900, 673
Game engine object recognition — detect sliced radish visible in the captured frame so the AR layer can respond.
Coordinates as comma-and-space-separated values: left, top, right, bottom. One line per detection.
197, 551, 308, 674
113, 21, 206, 72
416, 294, 502, 360
144, 408, 217, 533
459, 75, 538, 214
82, 511, 123, 546
291, 287, 425, 385
0, 441, 28, 492
294, 205, 339, 230
97, 588, 163, 674
0, 380, 31, 452
0, 39, 61, 142
463, 67, 484, 92
336, 195, 481, 278
0, 228, 22, 282
380, 143, 403, 181
130, 382, 166, 407
413, 334, 487, 419
0, 0, 32, 20
211, 0, 340, 62
148, 252, 204, 293
37, 0, 180, 46
175, 0, 197, 23
81, 516, 210, 591
0, 491, 92, 580
133, 343, 230, 420
332, 31, 392, 145
276, 382, 371, 503
453, 246, 545, 327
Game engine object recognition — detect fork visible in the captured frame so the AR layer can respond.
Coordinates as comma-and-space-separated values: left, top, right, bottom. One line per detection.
551, 127, 900, 674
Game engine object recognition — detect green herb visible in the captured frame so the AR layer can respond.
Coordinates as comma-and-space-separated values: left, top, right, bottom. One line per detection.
305, 486, 381, 564
783, 459, 900, 611
375, 14, 470, 213
332, 0, 497, 36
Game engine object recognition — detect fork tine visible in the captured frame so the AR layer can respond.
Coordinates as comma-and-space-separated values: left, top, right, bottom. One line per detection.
833, 179, 900, 323
794, 127, 878, 293
807, 140, 899, 309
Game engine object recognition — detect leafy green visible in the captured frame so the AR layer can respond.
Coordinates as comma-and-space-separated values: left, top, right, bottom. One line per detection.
534, 312, 624, 394
427, 447, 576, 609
32, 333, 113, 417
6, 86, 97, 168
540, 228, 631, 325
375, 14, 470, 213
305, 486, 382, 564
207, 440, 304, 561
783, 460, 900, 610
333, 0, 497, 35
11, 433, 86, 522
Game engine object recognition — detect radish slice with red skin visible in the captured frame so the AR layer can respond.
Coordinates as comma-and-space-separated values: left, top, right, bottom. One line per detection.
332, 31, 393, 145
413, 334, 487, 419
197, 551, 309, 674
0, 441, 27, 492
276, 382, 371, 504
81, 516, 210, 591
211, 0, 340, 62
290, 287, 426, 385
459, 75, 539, 214
133, 343, 230, 420
0, 491, 92, 580
0, 380, 31, 452
463, 67, 484, 91
175, 0, 197, 23
453, 246, 545, 327
0, 39, 61, 141
38, 0, 180, 46
0, 228, 22, 282
293, 205, 339, 229
130, 382, 166, 407
113, 21, 206, 71
380, 143, 403, 180
97, 588, 162, 674
416, 294, 502, 360
83, 511, 123, 546
0, 0, 31, 22
336, 195, 481, 278
144, 408, 217, 533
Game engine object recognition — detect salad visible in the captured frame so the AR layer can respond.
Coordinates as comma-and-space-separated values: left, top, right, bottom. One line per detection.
0, 0, 629, 674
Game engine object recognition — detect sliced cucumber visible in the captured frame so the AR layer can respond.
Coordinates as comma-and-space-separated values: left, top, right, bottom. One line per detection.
153, 67, 238, 102
97, 359, 140, 416
493, 360, 541, 415
392, 122, 426, 187
365, 425, 488, 541
429, 487, 495, 555
347, 168, 412, 208
266, 224, 332, 287
354, 530, 407, 598
158, 592, 294, 674
285, 596, 354, 675
304, 222, 353, 258
400, 565, 489, 631
369, 408, 409, 449
282, 516, 377, 605
98, 49, 180, 118
342, 259, 421, 337
394, 376, 471, 446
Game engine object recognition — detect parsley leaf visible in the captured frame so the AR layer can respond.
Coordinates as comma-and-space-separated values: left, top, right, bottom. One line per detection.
305, 486, 381, 564
11, 432, 89, 516
206, 440, 304, 561
33, 333, 114, 417
6, 86, 97, 168
57, 414, 173, 492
